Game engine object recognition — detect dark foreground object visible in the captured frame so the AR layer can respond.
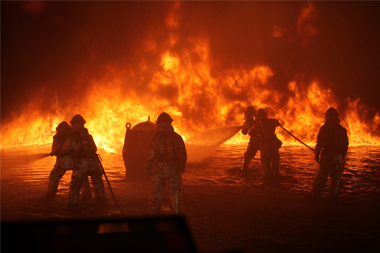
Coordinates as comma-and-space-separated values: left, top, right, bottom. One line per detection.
1, 216, 196, 253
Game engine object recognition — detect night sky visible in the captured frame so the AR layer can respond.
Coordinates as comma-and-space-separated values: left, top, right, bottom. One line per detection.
2, 1, 380, 127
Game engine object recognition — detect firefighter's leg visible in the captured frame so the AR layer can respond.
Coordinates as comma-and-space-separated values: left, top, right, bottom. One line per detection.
329, 159, 344, 199
241, 144, 258, 173
69, 170, 77, 200
90, 169, 105, 200
69, 169, 87, 204
310, 163, 329, 198
270, 150, 280, 180
241, 145, 252, 172
169, 175, 182, 214
260, 150, 271, 181
46, 164, 67, 197
148, 175, 167, 214
80, 177, 92, 199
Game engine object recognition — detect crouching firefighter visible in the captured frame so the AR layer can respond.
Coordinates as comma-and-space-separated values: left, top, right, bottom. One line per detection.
62, 114, 105, 204
310, 107, 349, 200
146, 112, 187, 214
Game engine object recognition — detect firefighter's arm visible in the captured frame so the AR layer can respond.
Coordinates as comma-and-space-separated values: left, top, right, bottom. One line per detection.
342, 128, 349, 159
314, 146, 322, 163
178, 137, 187, 174
314, 127, 325, 163
89, 134, 98, 153
145, 141, 156, 176
51, 139, 57, 156
51, 139, 64, 157
241, 121, 249, 135
61, 136, 71, 156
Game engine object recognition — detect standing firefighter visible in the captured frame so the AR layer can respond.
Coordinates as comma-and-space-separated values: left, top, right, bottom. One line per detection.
46, 121, 91, 199
146, 112, 187, 214
62, 114, 105, 204
253, 109, 282, 182
310, 107, 349, 200
241, 106, 260, 174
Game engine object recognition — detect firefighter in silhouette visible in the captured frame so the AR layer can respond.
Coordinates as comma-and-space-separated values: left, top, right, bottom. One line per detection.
310, 107, 349, 200
252, 109, 282, 182
241, 106, 260, 174
45, 121, 91, 199
146, 112, 187, 214
62, 114, 105, 204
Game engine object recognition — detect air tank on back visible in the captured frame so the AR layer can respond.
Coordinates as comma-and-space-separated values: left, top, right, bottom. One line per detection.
122, 116, 156, 180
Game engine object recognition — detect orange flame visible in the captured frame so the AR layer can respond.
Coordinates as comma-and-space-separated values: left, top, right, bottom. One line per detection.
2, 3, 380, 152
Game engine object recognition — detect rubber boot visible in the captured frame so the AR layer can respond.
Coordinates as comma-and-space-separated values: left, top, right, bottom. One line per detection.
45, 180, 59, 198
149, 194, 162, 214
81, 178, 92, 200
93, 179, 105, 200
69, 187, 80, 204
169, 191, 181, 214
241, 158, 251, 175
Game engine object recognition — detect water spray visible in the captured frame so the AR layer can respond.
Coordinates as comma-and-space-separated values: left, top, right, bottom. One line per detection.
5, 153, 52, 168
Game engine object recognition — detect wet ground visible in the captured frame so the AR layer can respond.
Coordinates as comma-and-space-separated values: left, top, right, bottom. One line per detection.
1, 144, 380, 252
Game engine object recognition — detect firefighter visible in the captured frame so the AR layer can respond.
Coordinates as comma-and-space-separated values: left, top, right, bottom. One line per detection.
310, 107, 349, 200
62, 114, 105, 204
45, 121, 91, 199
253, 109, 282, 182
146, 112, 187, 214
241, 106, 260, 174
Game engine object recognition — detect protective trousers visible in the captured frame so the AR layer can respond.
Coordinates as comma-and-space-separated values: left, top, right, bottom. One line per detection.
311, 157, 344, 199
149, 174, 182, 214
47, 164, 92, 198
46, 164, 68, 197
70, 158, 105, 203
260, 148, 280, 182
241, 143, 259, 173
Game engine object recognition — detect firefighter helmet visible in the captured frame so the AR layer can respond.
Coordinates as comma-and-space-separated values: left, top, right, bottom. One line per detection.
325, 107, 340, 118
256, 109, 268, 119
156, 112, 174, 123
70, 114, 86, 125
56, 121, 71, 132
244, 106, 256, 117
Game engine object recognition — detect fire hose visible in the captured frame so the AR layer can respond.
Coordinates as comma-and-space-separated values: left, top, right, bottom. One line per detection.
279, 124, 360, 176
96, 154, 127, 217
279, 125, 314, 152
38, 152, 127, 215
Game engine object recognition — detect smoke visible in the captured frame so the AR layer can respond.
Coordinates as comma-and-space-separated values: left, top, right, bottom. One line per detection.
2, 1, 380, 139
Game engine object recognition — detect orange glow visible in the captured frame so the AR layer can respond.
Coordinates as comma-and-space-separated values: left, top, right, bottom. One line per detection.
161, 52, 180, 72
2, 54, 379, 151
344, 98, 380, 145
1, 4, 380, 152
